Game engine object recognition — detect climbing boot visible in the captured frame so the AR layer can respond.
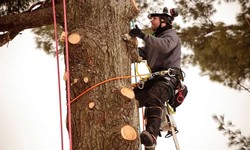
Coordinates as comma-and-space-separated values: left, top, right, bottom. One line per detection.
140, 130, 156, 149
142, 106, 163, 148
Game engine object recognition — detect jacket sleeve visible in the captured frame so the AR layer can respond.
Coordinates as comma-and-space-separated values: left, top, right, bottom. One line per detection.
143, 30, 180, 54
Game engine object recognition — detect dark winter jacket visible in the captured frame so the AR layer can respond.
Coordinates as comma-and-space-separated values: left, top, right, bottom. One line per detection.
139, 28, 181, 73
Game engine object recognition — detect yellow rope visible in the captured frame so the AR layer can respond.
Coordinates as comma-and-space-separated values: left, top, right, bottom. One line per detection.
135, 62, 151, 82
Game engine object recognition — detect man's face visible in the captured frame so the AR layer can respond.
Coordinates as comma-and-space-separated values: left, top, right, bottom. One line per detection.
150, 16, 160, 31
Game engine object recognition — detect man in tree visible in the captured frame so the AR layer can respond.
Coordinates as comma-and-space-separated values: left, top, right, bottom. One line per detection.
129, 6, 186, 149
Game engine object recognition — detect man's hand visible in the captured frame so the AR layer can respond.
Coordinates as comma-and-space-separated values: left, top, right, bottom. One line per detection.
129, 25, 145, 39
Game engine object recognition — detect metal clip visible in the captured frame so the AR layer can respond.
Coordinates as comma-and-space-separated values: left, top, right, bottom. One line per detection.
167, 68, 175, 77
137, 80, 145, 89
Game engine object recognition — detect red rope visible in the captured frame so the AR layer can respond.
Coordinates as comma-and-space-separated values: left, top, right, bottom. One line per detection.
52, 1, 64, 150
62, 0, 73, 150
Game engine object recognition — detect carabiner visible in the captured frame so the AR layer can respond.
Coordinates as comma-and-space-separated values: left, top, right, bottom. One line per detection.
167, 68, 175, 77
137, 81, 145, 89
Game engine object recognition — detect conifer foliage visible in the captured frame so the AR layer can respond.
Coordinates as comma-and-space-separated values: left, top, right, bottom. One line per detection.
0, 0, 36, 16
213, 115, 250, 150
175, 0, 250, 90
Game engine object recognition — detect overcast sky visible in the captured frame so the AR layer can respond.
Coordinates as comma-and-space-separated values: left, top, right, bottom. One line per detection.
0, 1, 249, 150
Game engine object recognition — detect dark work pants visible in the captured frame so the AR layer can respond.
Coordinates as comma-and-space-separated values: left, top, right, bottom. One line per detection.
133, 76, 178, 137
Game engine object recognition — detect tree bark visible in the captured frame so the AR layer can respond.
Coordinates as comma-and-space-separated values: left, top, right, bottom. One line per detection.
0, 0, 140, 149
66, 0, 140, 149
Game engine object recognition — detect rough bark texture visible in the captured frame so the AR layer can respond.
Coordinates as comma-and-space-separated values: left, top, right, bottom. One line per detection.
66, 0, 140, 149
0, 0, 140, 149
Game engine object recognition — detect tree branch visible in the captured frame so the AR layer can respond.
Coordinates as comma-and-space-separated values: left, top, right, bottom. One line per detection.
0, 3, 63, 46
245, 14, 250, 28
0, 4, 64, 32
238, 82, 250, 93
0, 29, 22, 47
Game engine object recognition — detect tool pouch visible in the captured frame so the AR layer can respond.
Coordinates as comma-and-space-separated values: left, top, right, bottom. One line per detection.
169, 85, 188, 110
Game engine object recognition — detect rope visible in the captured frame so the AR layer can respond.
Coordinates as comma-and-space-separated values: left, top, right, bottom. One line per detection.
52, 0, 64, 149
69, 73, 154, 104
69, 74, 147, 104
69, 68, 173, 104
62, 0, 73, 149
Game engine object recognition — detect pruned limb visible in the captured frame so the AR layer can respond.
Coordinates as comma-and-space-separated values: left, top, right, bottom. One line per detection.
130, 0, 140, 13
0, 30, 22, 47
60, 31, 65, 41
71, 78, 78, 86
63, 72, 68, 81
120, 87, 135, 100
121, 33, 131, 41
123, 34, 142, 63
68, 33, 81, 44
83, 77, 89, 83
88, 102, 95, 109
121, 125, 137, 141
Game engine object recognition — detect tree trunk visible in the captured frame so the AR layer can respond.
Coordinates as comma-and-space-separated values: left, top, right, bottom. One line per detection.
66, 0, 140, 149
0, 0, 140, 148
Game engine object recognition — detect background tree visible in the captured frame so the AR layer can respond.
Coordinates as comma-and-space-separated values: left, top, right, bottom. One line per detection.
213, 115, 250, 150
174, 0, 250, 91
0, 0, 37, 15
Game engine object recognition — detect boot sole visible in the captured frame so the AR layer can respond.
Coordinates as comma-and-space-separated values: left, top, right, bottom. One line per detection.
140, 131, 156, 147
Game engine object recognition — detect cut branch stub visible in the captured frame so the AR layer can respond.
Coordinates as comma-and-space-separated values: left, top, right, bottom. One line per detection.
131, 0, 140, 12
83, 77, 89, 83
63, 72, 68, 81
121, 125, 137, 141
120, 87, 135, 99
122, 33, 131, 41
88, 102, 95, 109
68, 33, 81, 44
73, 78, 78, 83
60, 31, 65, 41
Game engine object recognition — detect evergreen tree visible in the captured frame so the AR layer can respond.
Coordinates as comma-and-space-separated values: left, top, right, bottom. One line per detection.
175, 0, 250, 90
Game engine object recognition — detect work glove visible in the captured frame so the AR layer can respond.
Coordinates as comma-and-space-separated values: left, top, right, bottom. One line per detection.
129, 25, 145, 39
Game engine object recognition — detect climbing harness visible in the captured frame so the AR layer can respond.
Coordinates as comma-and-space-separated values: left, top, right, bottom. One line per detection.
69, 68, 179, 104
133, 63, 185, 150
134, 67, 183, 89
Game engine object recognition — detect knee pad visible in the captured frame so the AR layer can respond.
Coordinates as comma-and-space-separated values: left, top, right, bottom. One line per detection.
144, 106, 163, 119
